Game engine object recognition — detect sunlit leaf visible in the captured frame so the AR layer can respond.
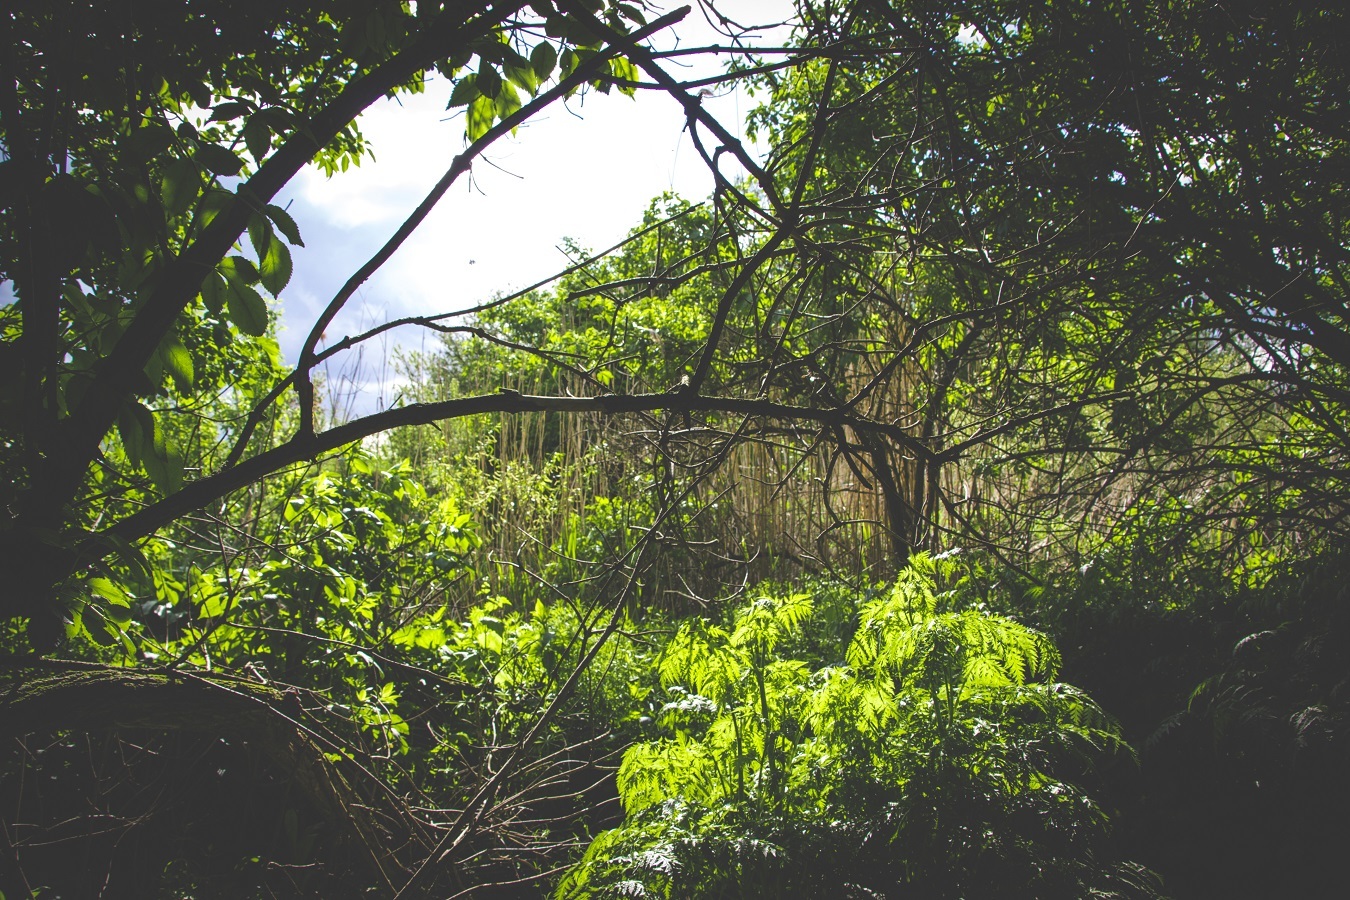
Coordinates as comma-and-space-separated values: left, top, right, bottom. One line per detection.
448, 73, 480, 107
158, 333, 195, 393
265, 204, 304, 246
467, 94, 495, 140
259, 235, 293, 296
224, 279, 269, 336
531, 41, 558, 80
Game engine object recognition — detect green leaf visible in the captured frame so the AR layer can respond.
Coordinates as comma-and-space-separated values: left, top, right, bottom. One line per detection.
248, 212, 273, 261
242, 114, 271, 162
161, 159, 201, 218
473, 37, 505, 64
617, 3, 647, 26
221, 255, 260, 285
448, 74, 479, 108
447, 43, 473, 70
198, 588, 230, 618
200, 270, 227, 314
138, 410, 183, 494
467, 94, 495, 141
531, 41, 557, 80
90, 576, 134, 626
224, 280, 269, 336
83, 604, 119, 645
198, 189, 234, 229
103, 602, 133, 624
208, 100, 251, 122
476, 62, 502, 99
494, 82, 522, 120
259, 235, 293, 296
611, 57, 640, 97
195, 143, 244, 177
117, 401, 154, 465
186, 81, 212, 109
89, 577, 130, 608
159, 334, 194, 393
545, 14, 570, 38
504, 61, 539, 95
265, 204, 304, 246
143, 351, 163, 392
503, 47, 539, 94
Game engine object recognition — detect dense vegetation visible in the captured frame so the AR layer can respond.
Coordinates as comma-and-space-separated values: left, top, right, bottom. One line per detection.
2, 0, 1347, 897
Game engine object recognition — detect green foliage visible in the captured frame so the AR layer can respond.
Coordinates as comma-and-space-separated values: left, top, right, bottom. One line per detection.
560, 558, 1153, 899
0, 0, 662, 645
4, 1, 1348, 895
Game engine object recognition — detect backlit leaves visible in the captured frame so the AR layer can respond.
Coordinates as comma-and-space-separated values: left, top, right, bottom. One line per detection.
467, 94, 496, 140
564, 563, 1129, 898
264, 203, 304, 246
531, 41, 558, 80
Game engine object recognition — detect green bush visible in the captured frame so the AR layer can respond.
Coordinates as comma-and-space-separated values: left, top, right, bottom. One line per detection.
559, 557, 1159, 899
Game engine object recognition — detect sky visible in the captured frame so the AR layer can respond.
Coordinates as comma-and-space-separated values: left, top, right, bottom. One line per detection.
275, 0, 796, 411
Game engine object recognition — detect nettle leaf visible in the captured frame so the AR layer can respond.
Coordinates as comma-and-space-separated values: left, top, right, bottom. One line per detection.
467, 94, 495, 141
161, 159, 201, 219
531, 41, 558, 80
265, 204, 304, 246
158, 333, 195, 393
195, 143, 244, 177
242, 114, 272, 162
448, 73, 480, 107
259, 234, 293, 296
